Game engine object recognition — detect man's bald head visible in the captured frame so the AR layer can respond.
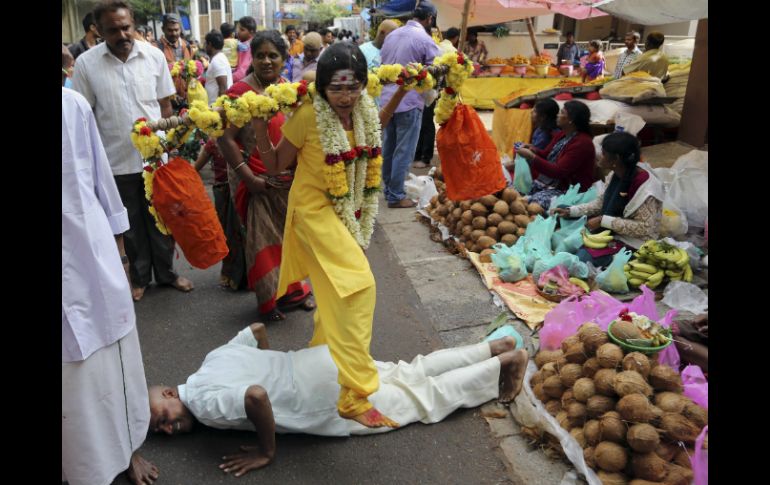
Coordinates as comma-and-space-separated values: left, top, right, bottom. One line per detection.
375, 20, 399, 48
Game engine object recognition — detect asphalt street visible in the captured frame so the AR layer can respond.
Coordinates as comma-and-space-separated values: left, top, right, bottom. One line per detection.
111, 168, 513, 485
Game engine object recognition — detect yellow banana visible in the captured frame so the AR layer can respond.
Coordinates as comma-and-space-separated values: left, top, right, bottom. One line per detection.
645, 278, 662, 290
630, 270, 653, 279
623, 264, 631, 271
665, 269, 684, 278
628, 277, 645, 287
646, 270, 665, 286
629, 261, 659, 274
683, 264, 693, 283
569, 277, 590, 292
582, 231, 608, 249
586, 231, 614, 243
674, 248, 690, 268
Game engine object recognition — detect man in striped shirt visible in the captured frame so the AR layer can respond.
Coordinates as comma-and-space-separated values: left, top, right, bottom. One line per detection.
614, 31, 643, 79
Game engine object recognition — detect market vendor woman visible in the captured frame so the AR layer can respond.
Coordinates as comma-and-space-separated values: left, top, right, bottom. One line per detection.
515, 100, 596, 211
552, 132, 664, 267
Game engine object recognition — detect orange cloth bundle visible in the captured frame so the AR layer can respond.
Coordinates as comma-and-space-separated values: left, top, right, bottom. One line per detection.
437, 104, 507, 201
152, 157, 229, 269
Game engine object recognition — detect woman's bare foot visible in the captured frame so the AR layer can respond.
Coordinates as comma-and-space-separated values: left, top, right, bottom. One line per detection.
126, 452, 159, 485
348, 407, 399, 428
489, 336, 517, 356
498, 349, 529, 403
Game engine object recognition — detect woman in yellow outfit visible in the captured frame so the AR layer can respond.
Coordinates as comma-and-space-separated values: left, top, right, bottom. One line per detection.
252, 42, 407, 428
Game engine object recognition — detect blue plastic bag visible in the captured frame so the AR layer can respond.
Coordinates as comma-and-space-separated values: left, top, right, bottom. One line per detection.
595, 248, 633, 293
490, 243, 528, 282
522, 215, 557, 271
552, 215, 587, 254
512, 154, 533, 195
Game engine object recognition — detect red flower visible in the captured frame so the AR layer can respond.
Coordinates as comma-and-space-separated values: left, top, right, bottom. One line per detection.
354, 146, 365, 158
396, 78, 404, 86
325, 154, 341, 165
457, 54, 465, 64
143, 165, 154, 173
417, 70, 427, 81
228, 92, 239, 99
342, 150, 357, 161
297, 81, 308, 96
136, 117, 147, 122
179, 108, 188, 117
355, 209, 362, 219
140, 126, 152, 136
445, 87, 456, 95
369, 147, 381, 157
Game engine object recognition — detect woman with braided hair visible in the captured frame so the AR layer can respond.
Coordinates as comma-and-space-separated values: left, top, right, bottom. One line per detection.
551, 132, 664, 267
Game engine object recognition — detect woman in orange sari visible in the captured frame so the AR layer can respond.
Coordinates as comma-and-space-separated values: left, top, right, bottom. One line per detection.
217, 31, 314, 321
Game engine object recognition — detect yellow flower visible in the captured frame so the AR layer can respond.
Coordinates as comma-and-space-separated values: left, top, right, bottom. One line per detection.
266, 82, 299, 112
376, 64, 403, 83
434, 93, 459, 125
367, 73, 382, 98
188, 102, 224, 137
224, 97, 252, 128
148, 205, 171, 235
130, 130, 164, 160
308, 82, 317, 98
365, 155, 383, 188
324, 162, 349, 197
250, 94, 279, 120
142, 170, 154, 200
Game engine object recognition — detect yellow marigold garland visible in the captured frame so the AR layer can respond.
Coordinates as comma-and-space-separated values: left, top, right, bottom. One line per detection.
432, 52, 475, 125
367, 72, 382, 98
130, 119, 164, 160
188, 100, 224, 137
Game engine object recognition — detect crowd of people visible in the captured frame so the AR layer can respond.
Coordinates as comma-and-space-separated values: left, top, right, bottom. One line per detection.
62, 1, 692, 483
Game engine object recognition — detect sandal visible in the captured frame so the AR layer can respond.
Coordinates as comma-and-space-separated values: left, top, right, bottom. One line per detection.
278, 293, 316, 312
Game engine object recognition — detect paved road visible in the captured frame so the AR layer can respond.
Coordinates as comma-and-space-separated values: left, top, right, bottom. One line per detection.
112, 172, 513, 484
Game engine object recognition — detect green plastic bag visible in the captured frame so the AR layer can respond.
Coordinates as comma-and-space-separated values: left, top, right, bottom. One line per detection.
552, 215, 587, 254
490, 243, 528, 282
552, 183, 598, 208
512, 154, 533, 195
595, 248, 633, 293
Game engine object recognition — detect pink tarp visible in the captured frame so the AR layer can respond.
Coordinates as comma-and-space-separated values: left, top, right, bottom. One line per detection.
433, 0, 606, 30
495, 0, 608, 20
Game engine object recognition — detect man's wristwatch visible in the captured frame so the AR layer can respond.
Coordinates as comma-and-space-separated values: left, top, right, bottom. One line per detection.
121, 255, 129, 264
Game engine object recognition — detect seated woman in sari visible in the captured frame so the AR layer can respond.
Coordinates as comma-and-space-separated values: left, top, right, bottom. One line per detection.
551, 132, 664, 267
515, 101, 596, 211
504, 98, 560, 178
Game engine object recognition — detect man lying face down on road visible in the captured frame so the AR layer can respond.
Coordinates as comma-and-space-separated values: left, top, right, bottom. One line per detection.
148, 323, 528, 477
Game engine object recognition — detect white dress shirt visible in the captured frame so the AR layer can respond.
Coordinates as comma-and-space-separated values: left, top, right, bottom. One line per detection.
62, 87, 135, 363
72, 40, 176, 176
205, 51, 233, 105
179, 327, 353, 436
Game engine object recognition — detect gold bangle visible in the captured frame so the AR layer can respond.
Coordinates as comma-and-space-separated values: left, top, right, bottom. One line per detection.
233, 161, 247, 171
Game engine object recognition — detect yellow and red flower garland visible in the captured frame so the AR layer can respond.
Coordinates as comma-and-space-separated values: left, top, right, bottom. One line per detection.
433, 52, 475, 125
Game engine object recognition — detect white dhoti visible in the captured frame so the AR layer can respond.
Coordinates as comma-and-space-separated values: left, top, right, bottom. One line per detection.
62, 326, 149, 485
352, 342, 500, 435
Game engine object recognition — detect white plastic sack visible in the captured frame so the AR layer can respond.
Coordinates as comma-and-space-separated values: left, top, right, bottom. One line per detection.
661, 281, 708, 315
613, 112, 646, 136
511, 361, 601, 485
654, 168, 688, 237
669, 167, 708, 229
405, 173, 438, 209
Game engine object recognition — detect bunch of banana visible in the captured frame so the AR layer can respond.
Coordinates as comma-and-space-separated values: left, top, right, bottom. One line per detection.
582, 229, 613, 249
624, 240, 693, 289
569, 277, 590, 293
623, 259, 665, 289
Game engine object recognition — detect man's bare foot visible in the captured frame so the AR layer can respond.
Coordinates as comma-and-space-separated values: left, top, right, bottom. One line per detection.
126, 452, 159, 485
132, 287, 146, 302
348, 407, 399, 428
489, 336, 517, 356
498, 349, 529, 403
170, 276, 194, 292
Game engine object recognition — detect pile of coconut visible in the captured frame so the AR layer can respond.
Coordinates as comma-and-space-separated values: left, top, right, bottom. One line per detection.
530, 323, 707, 485
425, 184, 544, 259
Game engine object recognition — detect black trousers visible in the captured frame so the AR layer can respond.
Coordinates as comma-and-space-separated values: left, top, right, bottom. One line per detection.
114, 173, 178, 287
414, 100, 437, 164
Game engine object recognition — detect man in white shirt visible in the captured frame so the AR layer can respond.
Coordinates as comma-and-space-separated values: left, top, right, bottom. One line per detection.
148, 324, 528, 477
613, 31, 643, 79
62, 84, 158, 485
290, 32, 322, 82
72, 0, 194, 302
204, 30, 233, 103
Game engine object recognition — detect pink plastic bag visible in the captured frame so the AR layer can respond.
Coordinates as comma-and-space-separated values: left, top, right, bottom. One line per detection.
692, 425, 708, 485
682, 365, 708, 409
540, 285, 681, 370
537, 266, 585, 298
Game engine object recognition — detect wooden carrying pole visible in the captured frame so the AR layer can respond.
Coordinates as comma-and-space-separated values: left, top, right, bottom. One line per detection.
526, 17, 540, 56
458, 0, 472, 53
